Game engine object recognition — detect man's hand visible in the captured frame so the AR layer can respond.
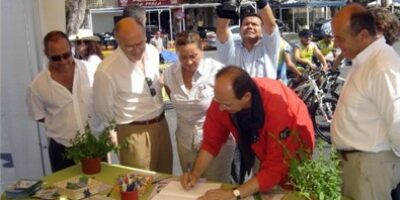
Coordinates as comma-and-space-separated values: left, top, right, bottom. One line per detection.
216, 0, 240, 19
180, 172, 199, 190
256, 0, 268, 9
108, 129, 118, 146
199, 188, 236, 200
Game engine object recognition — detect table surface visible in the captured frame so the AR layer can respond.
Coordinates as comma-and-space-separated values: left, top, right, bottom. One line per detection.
3, 163, 350, 200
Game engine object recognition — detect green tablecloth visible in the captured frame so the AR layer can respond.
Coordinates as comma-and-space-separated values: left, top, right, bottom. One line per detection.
2, 163, 351, 200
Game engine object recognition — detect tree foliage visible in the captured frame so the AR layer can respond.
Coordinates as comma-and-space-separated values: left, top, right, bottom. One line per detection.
65, 0, 87, 36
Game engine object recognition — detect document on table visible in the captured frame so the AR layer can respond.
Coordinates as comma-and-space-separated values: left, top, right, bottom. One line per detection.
151, 180, 222, 200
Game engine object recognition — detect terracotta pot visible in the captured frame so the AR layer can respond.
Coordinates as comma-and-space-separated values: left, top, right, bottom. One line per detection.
81, 157, 101, 174
120, 190, 138, 200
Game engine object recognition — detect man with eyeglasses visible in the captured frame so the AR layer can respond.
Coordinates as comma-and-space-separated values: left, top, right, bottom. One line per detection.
93, 18, 172, 173
180, 66, 314, 199
26, 30, 100, 172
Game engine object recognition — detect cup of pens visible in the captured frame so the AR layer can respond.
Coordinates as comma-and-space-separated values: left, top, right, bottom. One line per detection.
120, 190, 138, 200
119, 175, 139, 200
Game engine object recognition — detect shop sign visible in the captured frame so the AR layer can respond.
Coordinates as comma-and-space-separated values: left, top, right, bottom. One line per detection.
118, 0, 178, 7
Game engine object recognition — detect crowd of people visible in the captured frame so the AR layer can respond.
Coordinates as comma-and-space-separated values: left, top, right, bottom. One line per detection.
25, 1, 400, 200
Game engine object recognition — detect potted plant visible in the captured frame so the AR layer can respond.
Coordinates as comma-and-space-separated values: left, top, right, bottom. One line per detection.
270, 133, 342, 200
64, 122, 120, 174
288, 139, 342, 200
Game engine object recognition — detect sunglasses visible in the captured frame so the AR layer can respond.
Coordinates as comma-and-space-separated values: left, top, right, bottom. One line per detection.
75, 40, 89, 45
145, 77, 156, 97
49, 52, 72, 62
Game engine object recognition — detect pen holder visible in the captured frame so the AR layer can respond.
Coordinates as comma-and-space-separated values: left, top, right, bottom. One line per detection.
120, 190, 138, 200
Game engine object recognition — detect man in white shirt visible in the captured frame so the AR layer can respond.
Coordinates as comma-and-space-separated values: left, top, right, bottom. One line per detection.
26, 31, 98, 172
93, 18, 172, 173
216, 0, 279, 78
150, 31, 165, 53
331, 4, 400, 199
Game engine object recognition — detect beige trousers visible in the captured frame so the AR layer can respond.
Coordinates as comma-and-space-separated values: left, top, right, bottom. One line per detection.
341, 150, 400, 200
177, 136, 236, 183
116, 118, 173, 174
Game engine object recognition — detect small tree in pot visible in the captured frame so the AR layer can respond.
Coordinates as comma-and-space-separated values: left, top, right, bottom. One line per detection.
64, 122, 120, 174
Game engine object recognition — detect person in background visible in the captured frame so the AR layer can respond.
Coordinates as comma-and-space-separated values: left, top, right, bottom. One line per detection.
26, 31, 99, 172
93, 18, 172, 173
216, 0, 279, 78
150, 31, 165, 53
122, 4, 152, 43
317, 29, 337, 64
163, 31, 235, 183
180, 66, 314, 199
332, 6, 400, 70
277, 37, 302, 84
71, 29, 104, 82
293, 29, 328, 72
330, 4, 400, 199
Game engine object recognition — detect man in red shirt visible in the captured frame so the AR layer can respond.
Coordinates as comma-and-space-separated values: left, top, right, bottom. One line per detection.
180, 65, 314, 199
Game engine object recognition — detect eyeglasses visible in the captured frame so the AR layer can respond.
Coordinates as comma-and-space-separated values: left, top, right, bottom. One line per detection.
145, 77, 156, 97
49, 52, 72, 62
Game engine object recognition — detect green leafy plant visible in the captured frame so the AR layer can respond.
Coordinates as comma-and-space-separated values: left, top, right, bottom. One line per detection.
64, 121, 121, 161
269, 132, 342, 200
289, 139, 342, 200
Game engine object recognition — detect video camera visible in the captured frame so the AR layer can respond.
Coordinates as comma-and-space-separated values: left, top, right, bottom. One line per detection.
216, 0, 268, 19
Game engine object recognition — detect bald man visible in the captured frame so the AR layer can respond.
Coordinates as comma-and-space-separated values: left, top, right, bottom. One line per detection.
180, 66, 314, 200
93, 18, 172, 173
330, 4, 400, 199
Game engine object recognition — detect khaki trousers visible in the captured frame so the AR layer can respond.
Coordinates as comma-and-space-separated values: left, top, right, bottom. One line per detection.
116, 118, 173, 174
177, 136, 236, 183
341, 150, 400, 200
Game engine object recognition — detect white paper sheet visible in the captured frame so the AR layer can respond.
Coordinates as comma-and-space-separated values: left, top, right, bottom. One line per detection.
151, 180, 221, 200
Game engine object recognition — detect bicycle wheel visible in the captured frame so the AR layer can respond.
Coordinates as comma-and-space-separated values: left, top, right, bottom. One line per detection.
311, 97, 337, 144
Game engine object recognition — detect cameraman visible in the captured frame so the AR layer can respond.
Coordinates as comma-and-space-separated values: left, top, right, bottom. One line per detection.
216, 0, 280, 78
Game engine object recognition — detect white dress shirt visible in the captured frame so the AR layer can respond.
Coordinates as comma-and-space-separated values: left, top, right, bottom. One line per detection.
26, 59, 98, 146
93, 44, 164, 124
331, 37, 400, 156
163, 58, 223, 150
83, 54, 102, 83
216, 28, 280, 78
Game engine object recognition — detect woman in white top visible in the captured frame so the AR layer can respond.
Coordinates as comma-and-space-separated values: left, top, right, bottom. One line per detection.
163, 31, 235, 183
73, 34, 103, 81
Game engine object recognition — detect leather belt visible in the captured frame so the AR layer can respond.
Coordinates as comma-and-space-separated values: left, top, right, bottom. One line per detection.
128, 112, 165, 125
338, 149, 361, 161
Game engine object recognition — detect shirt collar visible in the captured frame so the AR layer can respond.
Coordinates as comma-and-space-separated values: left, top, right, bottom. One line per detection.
352, 37, 385, 67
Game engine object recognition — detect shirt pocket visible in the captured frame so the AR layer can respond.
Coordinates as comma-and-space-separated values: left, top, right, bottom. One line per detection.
194, 84, 214, 100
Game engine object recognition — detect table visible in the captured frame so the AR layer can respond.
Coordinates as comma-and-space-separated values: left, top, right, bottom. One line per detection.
2, 163, 350, 200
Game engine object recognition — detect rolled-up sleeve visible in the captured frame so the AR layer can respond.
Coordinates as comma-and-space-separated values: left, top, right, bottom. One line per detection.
93, 70, 116, 124
26, 86, 45, 121
262, 28, 280, 68
216, 32, 237, 66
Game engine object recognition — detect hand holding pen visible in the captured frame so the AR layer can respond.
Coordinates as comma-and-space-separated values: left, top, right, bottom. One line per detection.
180, 162, 199, 190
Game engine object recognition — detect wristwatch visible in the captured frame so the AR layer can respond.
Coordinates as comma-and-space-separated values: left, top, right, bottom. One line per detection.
232, 188, 241, 199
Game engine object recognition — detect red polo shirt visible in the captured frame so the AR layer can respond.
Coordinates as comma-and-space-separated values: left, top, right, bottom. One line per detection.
201, 78, 315, 192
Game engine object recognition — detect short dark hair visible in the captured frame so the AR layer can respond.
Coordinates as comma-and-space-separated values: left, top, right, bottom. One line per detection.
298, 29, 312, 38
175, 31, 202, 49
240, 13, 263, 27
349, 11, 377, 37
122, 5, 145, 22
216, 65, 255, 99
43, 30, 70, 51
